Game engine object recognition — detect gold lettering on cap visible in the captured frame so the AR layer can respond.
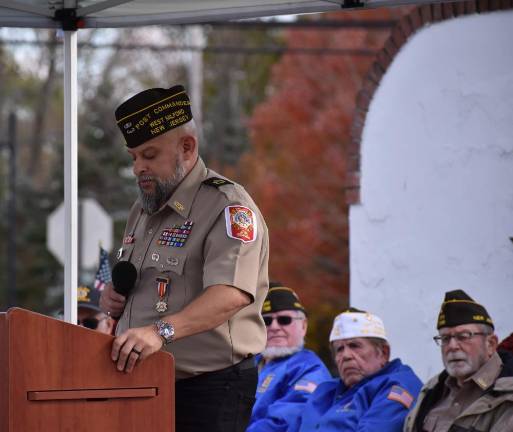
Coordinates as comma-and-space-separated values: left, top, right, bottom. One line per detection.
167, 115, 189, 128
154, 100, 190, 114
150, 125, 165, 135
150, 117, 164, 128
134, 113, 151, 130
117, 90, 187, 124
164, 108, 185, 121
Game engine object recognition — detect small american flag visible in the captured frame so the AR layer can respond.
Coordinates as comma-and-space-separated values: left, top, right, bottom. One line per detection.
293, 379, 318, 394
387, 385, 414, 409
94, 247, 112, 291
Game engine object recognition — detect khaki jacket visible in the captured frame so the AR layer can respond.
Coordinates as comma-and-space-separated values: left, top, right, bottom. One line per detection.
404, 352, 513, 432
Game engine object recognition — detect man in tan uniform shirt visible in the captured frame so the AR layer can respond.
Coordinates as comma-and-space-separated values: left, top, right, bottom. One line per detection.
404, 290, 513, 432
100, 85, 269, 432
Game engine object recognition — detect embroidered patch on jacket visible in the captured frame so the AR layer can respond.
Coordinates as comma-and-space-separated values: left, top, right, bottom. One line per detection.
224, 206, 257, 243
293, 379, 318, 393
387, 385, 414, 409
257, 374, 274, 393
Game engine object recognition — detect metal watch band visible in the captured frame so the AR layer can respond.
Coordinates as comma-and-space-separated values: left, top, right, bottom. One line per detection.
155, 319, 175, 345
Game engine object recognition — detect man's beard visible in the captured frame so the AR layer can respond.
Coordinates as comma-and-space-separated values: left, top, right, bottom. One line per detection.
443, 349, 487, 381
138, 156, 186, 215
262, 344, 303, 361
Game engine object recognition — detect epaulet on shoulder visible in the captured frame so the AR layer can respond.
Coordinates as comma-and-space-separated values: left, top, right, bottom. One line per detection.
202, 177, 233, 188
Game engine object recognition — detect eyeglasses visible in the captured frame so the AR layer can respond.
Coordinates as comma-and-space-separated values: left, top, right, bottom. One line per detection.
433, 331, 489, 346
263, 315, 303, 327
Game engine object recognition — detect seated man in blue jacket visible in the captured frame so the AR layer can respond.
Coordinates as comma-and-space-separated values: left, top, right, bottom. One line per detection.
295, 308, 422, 432
246, 283, 331, 431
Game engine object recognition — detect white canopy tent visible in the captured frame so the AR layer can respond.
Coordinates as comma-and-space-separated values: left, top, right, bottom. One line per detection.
0, 0, 425, 324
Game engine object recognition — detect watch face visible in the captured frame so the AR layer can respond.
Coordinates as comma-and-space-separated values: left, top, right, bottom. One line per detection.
156, 320, 174, 343
158, 322, 174, 342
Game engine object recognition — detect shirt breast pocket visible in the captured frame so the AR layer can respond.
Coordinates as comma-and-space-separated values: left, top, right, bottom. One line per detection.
157, 252, 186, 276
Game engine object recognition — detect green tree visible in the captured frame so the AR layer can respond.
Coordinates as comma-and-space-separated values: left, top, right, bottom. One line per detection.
0, 27, 192, 313
0, 31, 63, 312
202, 24, 283, 168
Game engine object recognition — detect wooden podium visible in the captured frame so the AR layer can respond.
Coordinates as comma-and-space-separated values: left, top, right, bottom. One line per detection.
0, 308, 174, 432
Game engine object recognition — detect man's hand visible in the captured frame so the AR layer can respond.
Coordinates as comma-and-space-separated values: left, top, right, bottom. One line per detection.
111, 325, 163, 373
99, 282, 126, 318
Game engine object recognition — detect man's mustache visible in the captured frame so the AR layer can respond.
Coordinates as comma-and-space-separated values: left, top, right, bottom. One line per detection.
138, 175, 156, 183
446, 352, 468, 362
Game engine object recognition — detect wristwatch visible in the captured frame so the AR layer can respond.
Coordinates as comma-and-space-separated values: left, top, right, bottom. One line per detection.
155, 319, 175, 345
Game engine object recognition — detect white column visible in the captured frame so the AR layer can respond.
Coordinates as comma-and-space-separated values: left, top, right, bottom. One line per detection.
188, 26, 204, 133
63, 30, 78, 325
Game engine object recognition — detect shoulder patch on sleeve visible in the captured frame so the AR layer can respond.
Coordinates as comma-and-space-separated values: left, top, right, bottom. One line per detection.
203, 177, 233, 188
293, 379, 318, 393
387, 385, 414, 409
224, 205, 257, 243
257, 374, 275, 393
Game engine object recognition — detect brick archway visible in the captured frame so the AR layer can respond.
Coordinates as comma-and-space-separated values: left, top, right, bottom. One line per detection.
345, 0, 513, 205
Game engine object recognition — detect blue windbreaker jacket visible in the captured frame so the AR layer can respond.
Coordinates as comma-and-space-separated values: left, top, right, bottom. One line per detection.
247, 348, 331, 432
296, 358, 422, 432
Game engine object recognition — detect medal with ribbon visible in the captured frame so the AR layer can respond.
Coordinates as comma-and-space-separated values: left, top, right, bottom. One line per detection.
155, 276, 170, 312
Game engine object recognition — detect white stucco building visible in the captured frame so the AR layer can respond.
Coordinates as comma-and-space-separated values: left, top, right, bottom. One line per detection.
349, 5, 513, 380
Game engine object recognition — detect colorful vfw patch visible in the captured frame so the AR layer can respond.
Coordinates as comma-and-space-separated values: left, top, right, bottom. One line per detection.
224, 206, 257, 243
157, 220, 194, 248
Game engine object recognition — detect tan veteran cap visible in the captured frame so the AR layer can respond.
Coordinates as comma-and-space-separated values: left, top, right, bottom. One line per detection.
115, 85, 193, 148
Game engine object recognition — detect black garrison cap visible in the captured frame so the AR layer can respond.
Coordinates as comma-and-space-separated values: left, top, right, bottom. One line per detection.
262, 283, 306, 315
437, 289, 494, 330
115, 85, 192, 148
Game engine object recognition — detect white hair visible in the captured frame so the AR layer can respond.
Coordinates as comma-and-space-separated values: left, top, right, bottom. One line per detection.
178, 118, 198, 138
475, 323, 494, 335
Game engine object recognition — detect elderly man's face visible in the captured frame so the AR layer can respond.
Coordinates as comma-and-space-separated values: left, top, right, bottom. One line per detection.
333, 337, 388, 388
128, 131, 186, 214
263, 310, 306, 349
439, 324, 497, 383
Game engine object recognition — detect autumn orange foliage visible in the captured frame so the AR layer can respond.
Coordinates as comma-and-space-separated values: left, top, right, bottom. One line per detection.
239, 9, 407, 312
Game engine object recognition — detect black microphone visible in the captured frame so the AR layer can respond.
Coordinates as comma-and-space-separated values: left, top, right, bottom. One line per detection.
111, 261, 137, 297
